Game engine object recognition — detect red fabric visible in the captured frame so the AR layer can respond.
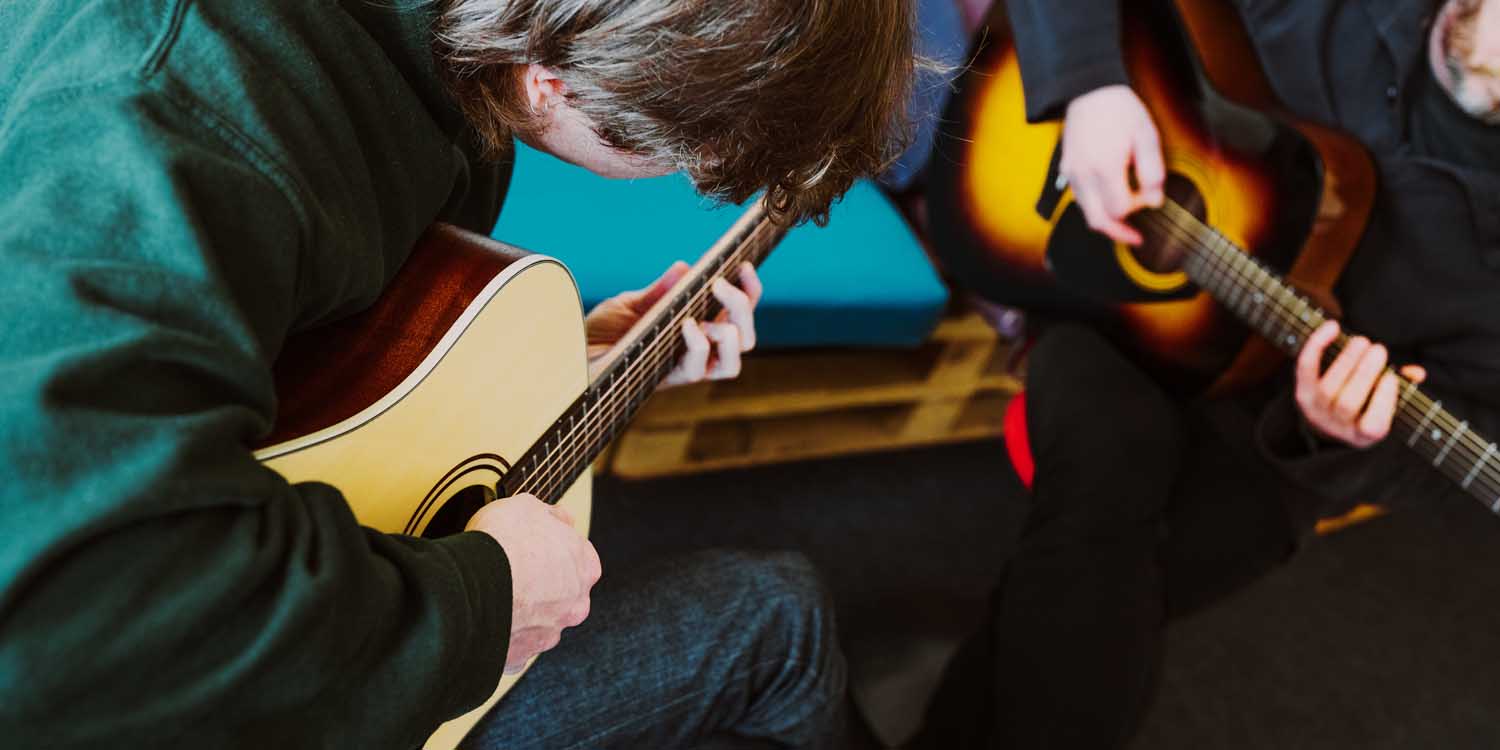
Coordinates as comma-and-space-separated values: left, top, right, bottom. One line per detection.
1004, 390, 1035, 490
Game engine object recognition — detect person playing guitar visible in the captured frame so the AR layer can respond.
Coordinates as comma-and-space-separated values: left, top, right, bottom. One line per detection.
0, 2, 922, 748
913, 0, 1500, 747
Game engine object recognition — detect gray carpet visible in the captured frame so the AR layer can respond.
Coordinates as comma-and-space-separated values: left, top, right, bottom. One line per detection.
589, 439, 1500, 748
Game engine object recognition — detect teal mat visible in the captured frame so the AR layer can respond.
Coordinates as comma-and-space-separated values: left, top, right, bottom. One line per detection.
493, 143, 948, 348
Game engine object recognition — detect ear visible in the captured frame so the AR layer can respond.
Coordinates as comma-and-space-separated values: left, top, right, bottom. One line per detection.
522, 63, 568, 114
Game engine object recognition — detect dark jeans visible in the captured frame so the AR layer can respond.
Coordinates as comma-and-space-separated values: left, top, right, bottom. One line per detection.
462, 549, 847, 750
916, 325, 1300, 749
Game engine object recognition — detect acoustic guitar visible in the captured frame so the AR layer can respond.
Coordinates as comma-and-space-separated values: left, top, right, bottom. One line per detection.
928, 0, 1500, 514
253, 203, 784, 749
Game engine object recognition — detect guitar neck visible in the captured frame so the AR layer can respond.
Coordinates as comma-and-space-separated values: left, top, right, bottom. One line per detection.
503, 203, 786, 502
1141, 201, 1500, 514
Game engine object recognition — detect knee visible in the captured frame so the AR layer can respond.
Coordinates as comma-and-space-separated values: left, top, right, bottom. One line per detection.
709, 551, 847, 743
1020, 325, 1184, 523
730, 551, 839, 656
730, 551, 844, 680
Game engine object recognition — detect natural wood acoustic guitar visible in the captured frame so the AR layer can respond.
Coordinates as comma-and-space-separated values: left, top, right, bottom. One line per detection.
927, 0, 1500, 513
253, 203, 784, 749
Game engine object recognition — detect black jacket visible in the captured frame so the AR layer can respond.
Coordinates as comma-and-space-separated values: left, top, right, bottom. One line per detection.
1005, 0, 1500, 530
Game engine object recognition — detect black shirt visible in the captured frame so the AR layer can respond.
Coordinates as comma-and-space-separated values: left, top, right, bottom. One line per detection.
1408, 58, 1500, 167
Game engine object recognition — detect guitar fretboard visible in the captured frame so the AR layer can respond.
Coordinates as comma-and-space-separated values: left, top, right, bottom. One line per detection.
1139, 202, 1500, 513
501, 203, 786, 503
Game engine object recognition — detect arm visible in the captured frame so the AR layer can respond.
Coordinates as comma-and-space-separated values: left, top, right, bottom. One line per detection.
1005, 0, 1130, 122
0, 91, 513, 747
1006, 0, 1164, 245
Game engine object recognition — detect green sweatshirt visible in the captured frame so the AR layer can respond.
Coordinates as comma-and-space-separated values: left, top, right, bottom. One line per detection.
0, 1, 519, 747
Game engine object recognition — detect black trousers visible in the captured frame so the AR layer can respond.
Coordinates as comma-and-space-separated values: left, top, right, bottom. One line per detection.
915, 325, 1303, 749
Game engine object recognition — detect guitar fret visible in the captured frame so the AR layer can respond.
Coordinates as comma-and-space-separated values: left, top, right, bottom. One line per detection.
1254, 269, 1281, 337
1203, 237, 1231, 305
1225, 248, 1248, 315
1239, 255, 1263, 325
1272, 284, 1297, 347
1462, 443, 1496, 489
1433, 421, 1468, 468
1397, 379, 1416, 409
1404, 402, 1440, 447
508, 205, 783, 507
1247, 289, 1266, 330
1407, 400, 1442, 448
1292, 296, 1317, 349
1242, 256, 1268, 331
1151, 201, 1500, 518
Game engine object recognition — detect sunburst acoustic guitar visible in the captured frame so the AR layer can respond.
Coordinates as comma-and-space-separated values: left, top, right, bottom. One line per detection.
928, 0, 1500, 514
252, 203, 784, 749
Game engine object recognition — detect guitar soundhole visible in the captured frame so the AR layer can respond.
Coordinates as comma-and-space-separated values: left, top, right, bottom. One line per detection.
1132, 174, 1206, 273
421, 484, 496, 539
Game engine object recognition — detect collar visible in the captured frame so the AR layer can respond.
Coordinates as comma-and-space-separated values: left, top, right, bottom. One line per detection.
1363, 0, 1446, 90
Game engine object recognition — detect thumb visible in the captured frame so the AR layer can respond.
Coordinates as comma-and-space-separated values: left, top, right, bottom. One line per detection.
1399, 364, 1428, 384
549, 505, 576, 528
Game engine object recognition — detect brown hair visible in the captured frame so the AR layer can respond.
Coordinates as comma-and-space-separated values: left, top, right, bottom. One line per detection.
435, 0, 924, 225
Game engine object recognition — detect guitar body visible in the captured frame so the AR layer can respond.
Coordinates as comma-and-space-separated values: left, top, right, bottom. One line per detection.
253, 225, 593, 750
929, 0, 1377, 394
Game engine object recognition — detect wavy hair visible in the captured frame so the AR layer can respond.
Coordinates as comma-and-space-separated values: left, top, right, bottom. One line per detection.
435, 0, 924, 225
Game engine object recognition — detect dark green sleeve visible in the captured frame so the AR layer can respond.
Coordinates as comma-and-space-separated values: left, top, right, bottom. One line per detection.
1005, 0, 1130, 121
0, 86, 511, 749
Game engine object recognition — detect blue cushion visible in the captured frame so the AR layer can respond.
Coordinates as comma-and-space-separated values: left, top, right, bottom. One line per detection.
493, 143, 948, 348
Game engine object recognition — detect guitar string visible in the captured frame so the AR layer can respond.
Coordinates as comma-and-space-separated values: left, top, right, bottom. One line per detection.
545, 222, 777, 490
1142, 205, 1498, 478
527, 226, 775, 501
510, 201, 1500, 507
1144, 202, 1496, 470
1137, 207, 1500, 500
1147, 207, 1500, 506
511, 216, 780, 501
535, 203, 1500, 507
515, 223, 773, 502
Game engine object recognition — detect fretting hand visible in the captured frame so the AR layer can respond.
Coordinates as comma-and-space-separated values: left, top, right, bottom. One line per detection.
585, 261, 762, 387
1295, 321, 1429, 448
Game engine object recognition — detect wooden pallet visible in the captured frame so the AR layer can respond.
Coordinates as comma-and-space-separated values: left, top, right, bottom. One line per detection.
609, 312, 1022, 479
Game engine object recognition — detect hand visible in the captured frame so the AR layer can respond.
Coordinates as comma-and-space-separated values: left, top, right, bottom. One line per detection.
1061, 85, 1166, 246
465, 494, 601, 674
585, 261, 762, 387
1295, 321, 1428, 448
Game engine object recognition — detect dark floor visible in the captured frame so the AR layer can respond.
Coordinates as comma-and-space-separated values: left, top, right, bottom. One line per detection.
591, 439, 1500, 749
